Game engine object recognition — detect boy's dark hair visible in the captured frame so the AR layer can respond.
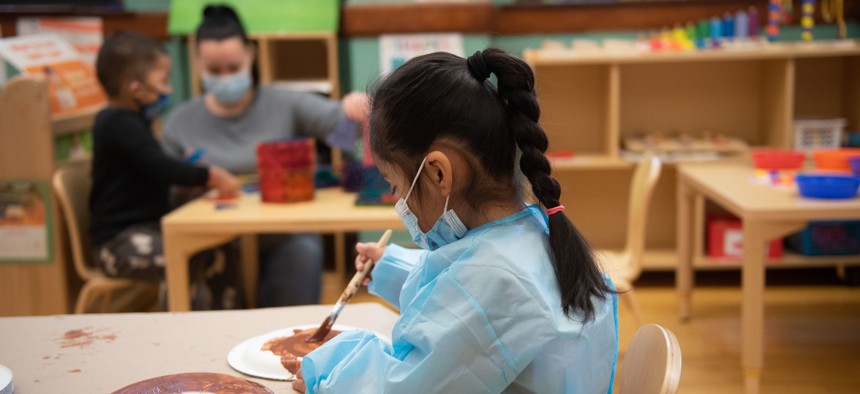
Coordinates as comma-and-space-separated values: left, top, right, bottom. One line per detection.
96, 30, 167, 98
370, 48, 612, 321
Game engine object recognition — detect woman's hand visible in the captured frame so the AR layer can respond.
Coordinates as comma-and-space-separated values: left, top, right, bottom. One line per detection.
355, 241, 386, 286
342, 92, 370, 124
292, 368, 306, 393
207, 166, 241, 197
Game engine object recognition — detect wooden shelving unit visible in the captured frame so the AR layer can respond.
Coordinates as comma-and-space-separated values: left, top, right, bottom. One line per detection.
187, 32, 340, 99
0, 75, 102, 316
525, 42, 860, 270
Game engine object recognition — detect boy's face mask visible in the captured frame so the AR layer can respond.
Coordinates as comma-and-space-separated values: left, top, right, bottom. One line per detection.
136, 83, 171, 120
395, 156, 468, 251
202, 70, 252, 104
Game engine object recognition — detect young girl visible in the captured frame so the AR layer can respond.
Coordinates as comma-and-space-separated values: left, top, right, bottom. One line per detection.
294, 49, 618, 393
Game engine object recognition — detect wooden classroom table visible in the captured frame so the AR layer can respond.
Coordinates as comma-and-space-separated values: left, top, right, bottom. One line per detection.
676, 162, 860, 394
161, 188, 402, 312
0, 302, 397, 393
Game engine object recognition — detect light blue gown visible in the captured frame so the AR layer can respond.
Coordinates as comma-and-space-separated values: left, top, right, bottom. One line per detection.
302, 205, 619, 393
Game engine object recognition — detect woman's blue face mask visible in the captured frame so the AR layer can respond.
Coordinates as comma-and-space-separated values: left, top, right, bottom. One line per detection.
202, 70, 252, 104
395, 156, 468, 251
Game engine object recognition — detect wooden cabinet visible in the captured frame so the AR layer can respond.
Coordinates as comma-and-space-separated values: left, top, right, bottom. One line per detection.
0, 76, 102, 316
524, 42, 860, 270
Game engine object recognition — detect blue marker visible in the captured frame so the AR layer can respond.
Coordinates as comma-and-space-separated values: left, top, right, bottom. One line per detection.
722, 13, 735, 41
710, 16, 723, 47
185, 149, 206, 164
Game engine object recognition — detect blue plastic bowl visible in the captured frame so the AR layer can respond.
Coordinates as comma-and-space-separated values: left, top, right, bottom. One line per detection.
796, 174, 860, 199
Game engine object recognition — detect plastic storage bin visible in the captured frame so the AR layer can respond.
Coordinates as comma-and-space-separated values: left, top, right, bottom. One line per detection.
786, 221, 860, 256
793, 119, 846, 151
708, 216, 783, 260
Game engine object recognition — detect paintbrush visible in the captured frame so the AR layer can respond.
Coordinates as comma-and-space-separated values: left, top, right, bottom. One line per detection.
306, 229, 392, 343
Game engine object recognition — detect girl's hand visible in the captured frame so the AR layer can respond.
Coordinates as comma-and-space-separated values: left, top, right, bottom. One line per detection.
292, 368, 306, 393
355, 241, 386, 286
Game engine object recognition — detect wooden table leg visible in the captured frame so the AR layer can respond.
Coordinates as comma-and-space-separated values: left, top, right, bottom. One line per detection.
676, 181, 695, 321
240, 234, 259, 308
334, 231, 347, 288
741, 220, 807, 394
163, 230, 238, 312
741, 220, 766, 394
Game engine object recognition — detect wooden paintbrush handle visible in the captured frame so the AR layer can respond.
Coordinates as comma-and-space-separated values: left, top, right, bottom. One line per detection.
338, 230, 392, 303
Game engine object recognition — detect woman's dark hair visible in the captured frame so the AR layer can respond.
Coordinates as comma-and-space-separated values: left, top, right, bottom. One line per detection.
370, 48, 611, 321
196, 4, 250, 44
195, 4, 258, 85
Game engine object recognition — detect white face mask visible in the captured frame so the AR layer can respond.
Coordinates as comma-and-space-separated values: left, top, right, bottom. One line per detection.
395, 156, 468, 251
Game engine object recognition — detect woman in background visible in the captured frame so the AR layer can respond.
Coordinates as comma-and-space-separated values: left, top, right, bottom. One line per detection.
162, 5, 369, 307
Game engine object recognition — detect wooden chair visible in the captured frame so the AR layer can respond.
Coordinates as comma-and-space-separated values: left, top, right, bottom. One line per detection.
52, 160, 155, 313
597, 153, 662, 327
619, 324, 682, 394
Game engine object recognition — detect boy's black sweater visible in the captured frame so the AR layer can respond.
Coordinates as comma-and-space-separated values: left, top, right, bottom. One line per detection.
89, 108, 209, 246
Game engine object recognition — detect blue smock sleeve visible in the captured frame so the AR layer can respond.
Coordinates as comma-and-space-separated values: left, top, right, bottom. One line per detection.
301, 263, 559, 394
367, 244, 425, 311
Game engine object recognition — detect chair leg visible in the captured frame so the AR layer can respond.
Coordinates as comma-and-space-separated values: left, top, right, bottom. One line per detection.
75, 283, 96, 314
620, 288, 645, 328
100, 287, 115, 313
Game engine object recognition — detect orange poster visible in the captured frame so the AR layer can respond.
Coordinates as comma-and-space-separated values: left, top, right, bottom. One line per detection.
0, 34, 106, 116
17, 17, 103, 64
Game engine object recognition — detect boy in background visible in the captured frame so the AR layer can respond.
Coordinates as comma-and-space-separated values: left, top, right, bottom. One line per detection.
90, 31, 242, 310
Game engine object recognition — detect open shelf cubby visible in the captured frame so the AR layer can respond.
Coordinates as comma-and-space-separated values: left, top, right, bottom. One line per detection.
525, 43, 860, 270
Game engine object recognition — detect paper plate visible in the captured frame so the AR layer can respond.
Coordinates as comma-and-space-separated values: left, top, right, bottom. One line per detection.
227, 324, 389, 381
0, 364, 12, 394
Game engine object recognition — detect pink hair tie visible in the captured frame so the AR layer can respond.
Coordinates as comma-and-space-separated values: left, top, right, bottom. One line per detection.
545, 205, 565, 216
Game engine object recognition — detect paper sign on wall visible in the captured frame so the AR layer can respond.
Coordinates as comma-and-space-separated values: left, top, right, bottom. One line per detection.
0, 34, 106, 115
379, 33, 464, 75
0, 181, 53, 263
17, 17, 103, 65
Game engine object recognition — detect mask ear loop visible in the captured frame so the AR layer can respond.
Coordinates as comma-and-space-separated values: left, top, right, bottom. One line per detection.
404, 156, 428, 202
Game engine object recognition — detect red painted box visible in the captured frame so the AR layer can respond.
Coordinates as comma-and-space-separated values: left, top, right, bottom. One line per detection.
256, 139, 316, 203
707, 216, 783, 260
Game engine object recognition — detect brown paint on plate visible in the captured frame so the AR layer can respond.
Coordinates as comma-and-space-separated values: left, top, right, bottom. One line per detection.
112, 372, 273, 394
261, 328, 341, 373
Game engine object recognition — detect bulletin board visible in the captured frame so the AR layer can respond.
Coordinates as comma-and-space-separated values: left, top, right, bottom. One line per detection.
168, 0, 340, 35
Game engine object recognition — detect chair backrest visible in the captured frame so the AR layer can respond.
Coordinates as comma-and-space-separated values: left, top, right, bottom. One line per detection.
624, 153, 662, 279
619, 323, 682, 394
52, 160, 97, 281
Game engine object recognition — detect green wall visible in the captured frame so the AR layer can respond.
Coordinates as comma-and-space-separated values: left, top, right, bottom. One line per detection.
340, 24, 860, 93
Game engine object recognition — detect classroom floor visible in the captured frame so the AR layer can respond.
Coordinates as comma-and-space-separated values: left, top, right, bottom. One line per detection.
323, 269, 860, 394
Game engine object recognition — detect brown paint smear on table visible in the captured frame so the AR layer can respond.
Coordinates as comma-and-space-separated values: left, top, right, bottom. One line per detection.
112, 372, 273, 394
59, 327, 117, 348
261, 328, 341, 373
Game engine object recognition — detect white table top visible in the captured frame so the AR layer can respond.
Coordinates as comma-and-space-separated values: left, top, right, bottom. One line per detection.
679, 163, 860, 221
0, 303, 398, 393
